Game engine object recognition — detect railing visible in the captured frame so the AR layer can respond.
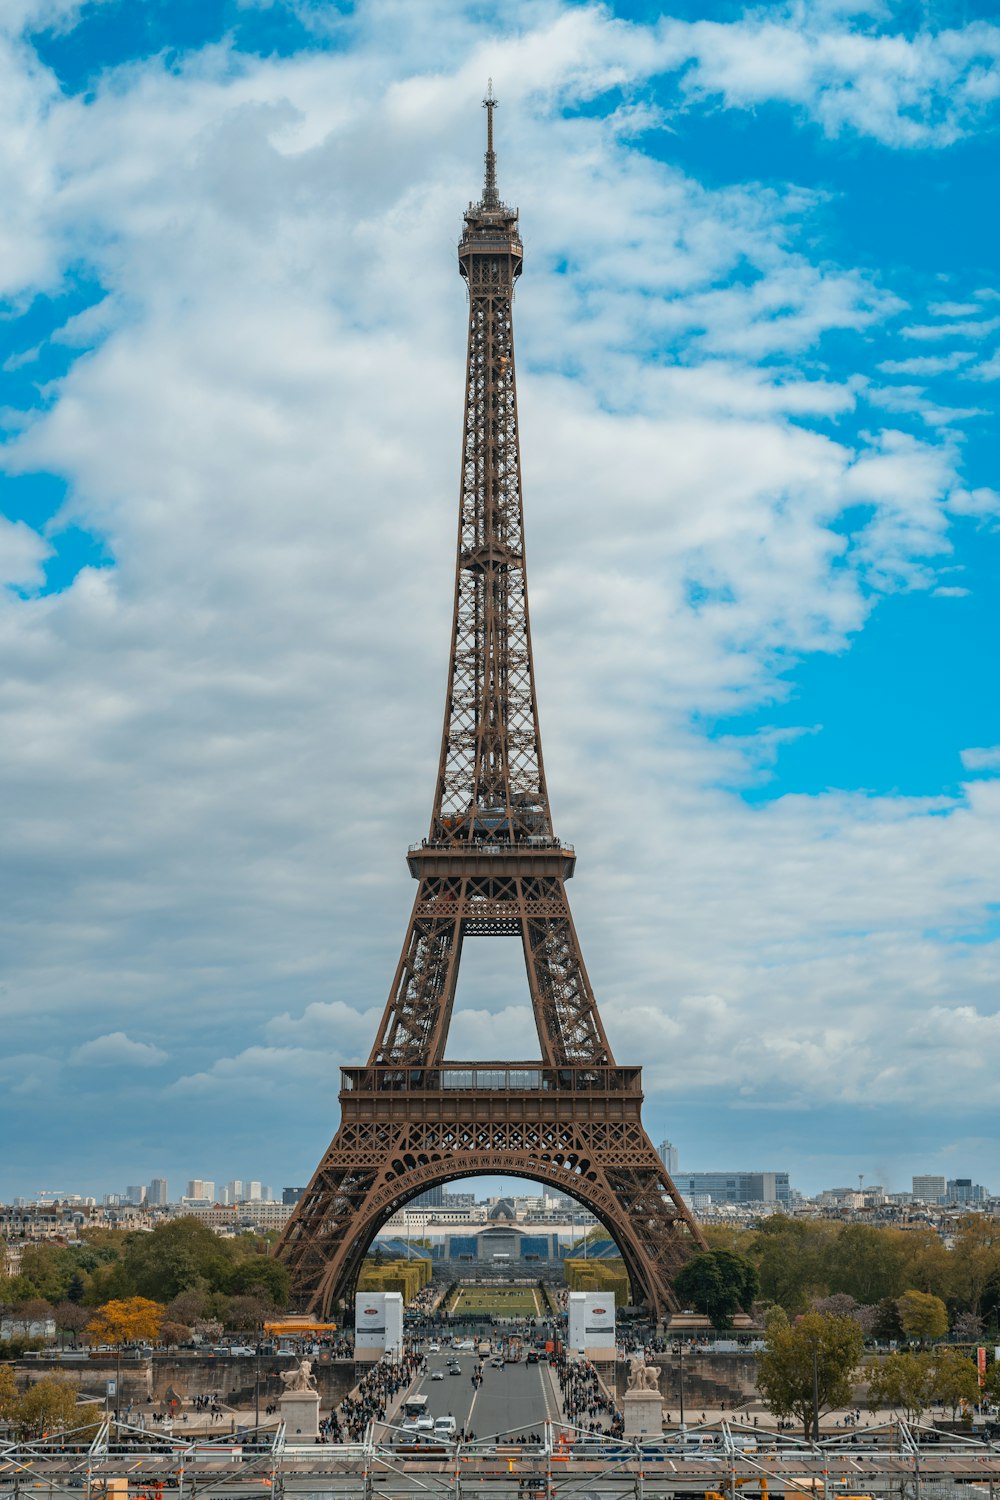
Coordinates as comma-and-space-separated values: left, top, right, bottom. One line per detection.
341, 1064, 640, 1094
408, 838, 574, 854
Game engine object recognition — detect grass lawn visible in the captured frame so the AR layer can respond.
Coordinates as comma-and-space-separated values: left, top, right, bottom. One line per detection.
450, 1286, 540, 1316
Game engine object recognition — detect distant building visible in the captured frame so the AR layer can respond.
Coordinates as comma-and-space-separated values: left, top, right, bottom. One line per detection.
186, 1180, 215, 1201
946, 1178, 988, 1204
282, 1186, 306, 1206
247, 1181, 262, 1201
912, 1175, 946, 1203
125, 1185, 147, 1205
147, 1178, 169, 1206
657, 1140, 679, 1176
674, 1171, 791, 1206
411, 1186, 445, 1209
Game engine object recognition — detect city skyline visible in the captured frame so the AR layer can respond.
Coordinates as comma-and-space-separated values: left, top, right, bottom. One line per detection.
1, 0, 998, 1197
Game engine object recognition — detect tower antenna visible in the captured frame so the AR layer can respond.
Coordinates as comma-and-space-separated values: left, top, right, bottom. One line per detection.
483, 79, 498, 208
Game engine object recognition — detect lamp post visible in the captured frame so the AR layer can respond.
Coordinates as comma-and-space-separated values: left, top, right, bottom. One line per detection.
810, 1339, 820, 1443
254, 1338, 261, 1433
674, 1340, 685, 1429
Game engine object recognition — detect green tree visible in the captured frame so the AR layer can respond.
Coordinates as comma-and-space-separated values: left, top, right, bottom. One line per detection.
931, 1346, 981, 1420
750, 1218, 834, 1314
826, 1225, 907, 1305
18, 1246, 75, 1304
66, 1272, 87, 1304
120, 1218, 236, 1301
949, 1217, 1000, 1315
673, 1250, 759, 1328
756, 1312, 864, 1439
898, 1229, 953, 1300
865, 1351, 935, 1422
763, 1304, 790, 1333
17, 1377, 99, 1437
872, 1297, 905, 1343
226, 1255, 289, 1307
897, 1290, 949, 1344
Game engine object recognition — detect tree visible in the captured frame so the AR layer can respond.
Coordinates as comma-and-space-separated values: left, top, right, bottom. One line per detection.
0, 1364, 19, 1421
66, 1273, 87, 1304
54, 1301, 91, 1346
159, 1319, 191, 1347
871, 1297, 905, 1343
763, 1305, 790, 1333
119, 1218, 236, 1302
931, 1346, 981, 1420
673, 1250, 759, 1328
17, 1377, 97, 1437
952, 1310, 984, 1342
812, 1294, 876, 1335
865, 1351, 935, 1422
826, 1225, 907, 1305
950, 1217, 1000, 1315
751, 1218, 835, 1314
86, 1296, 164, 1346
226, 1295, 271, 1332
3, 1298, 54, 1336
226, 1256, 289, 1307
756, 1312, 864, 1439
897, 1290, 948, 1344
18, 1246, 75, 1305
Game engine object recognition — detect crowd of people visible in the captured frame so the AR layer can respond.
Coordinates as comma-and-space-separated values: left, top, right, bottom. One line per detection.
554, 1355, 619, 1434
325, 1350, 424, 1442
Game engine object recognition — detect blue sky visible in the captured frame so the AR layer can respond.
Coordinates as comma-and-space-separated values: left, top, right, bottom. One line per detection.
1, 0, 999, 1205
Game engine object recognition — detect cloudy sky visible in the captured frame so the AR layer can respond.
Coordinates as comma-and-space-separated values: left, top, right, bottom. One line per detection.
1, 0, 998, 1205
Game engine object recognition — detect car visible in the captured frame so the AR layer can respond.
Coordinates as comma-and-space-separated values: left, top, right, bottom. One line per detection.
526, 1352, 538, 1364
448, 1364, 461, 1375
431, 1370, 444, 1381
428, 1342, 441, 1353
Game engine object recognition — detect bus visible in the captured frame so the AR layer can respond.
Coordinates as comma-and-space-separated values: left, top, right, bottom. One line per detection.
402, 1395, 429, 1419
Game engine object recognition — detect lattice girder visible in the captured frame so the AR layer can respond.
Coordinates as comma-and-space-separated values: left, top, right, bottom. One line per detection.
277, 1075, 702, 1322
275, 97, 707, 1322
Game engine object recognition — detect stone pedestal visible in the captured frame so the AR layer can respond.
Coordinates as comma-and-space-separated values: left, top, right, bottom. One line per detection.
622, 1389, 663, 1439
279, 1388, 320, 1440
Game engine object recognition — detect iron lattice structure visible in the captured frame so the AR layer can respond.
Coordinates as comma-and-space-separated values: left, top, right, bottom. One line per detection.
276, 93, 706, 1320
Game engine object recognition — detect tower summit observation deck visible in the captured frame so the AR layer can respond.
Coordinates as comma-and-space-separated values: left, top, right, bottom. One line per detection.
276, 92, 706, 1321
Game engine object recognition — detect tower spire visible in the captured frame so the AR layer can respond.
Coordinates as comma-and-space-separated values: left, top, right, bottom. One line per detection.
482, 79, 499, 209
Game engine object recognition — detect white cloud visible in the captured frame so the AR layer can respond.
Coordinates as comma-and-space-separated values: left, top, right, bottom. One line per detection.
961, 746, 1000, 773
0, 517, 49, 588
657, 9, 1000, 147
901, 317, 1000, 342
878, 352, 976, 376
0, 1, 995, 1191
71, 1032, 168, 1067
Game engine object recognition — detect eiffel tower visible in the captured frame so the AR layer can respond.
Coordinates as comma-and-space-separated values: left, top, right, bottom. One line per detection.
276, 91, 707, 1322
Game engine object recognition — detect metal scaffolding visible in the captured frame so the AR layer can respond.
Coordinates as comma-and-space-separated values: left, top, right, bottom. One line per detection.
5, 1416, 1000, 1500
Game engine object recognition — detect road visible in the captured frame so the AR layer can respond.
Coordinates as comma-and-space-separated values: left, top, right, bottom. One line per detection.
395, 1352, 556, 1441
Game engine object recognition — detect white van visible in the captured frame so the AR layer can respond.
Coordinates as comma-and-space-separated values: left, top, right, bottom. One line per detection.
434, 1416, 457, 1438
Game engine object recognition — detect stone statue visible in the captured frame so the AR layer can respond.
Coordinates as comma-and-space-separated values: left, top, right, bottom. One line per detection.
627, 1355, 660, 1393
280, 1359, 318, 1393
